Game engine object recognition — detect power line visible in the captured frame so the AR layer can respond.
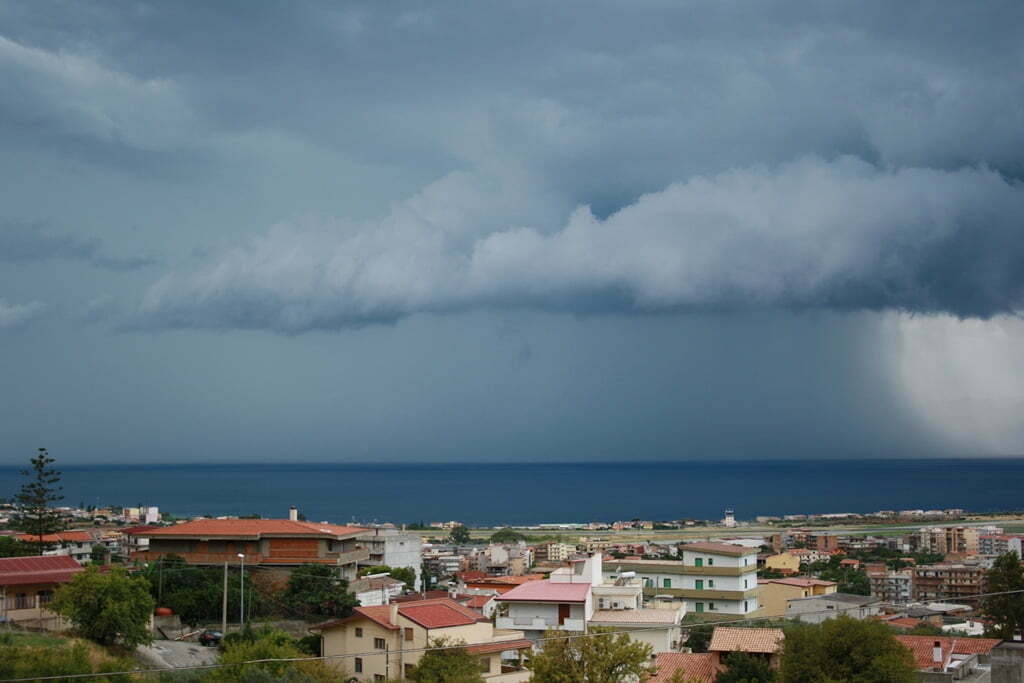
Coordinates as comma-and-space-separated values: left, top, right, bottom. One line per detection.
4, 586, 1022, 682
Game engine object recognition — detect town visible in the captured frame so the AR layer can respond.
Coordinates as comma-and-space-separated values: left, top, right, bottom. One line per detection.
4, 456, 1024, 681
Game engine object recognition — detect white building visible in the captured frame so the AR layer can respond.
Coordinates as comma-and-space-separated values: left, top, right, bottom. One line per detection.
786, 593, 882, 623
496, 554, 684, 651
14, 530, 100, 565
606, 542, 759, 617
349, 574, 406, 606
360, 527, 423, 590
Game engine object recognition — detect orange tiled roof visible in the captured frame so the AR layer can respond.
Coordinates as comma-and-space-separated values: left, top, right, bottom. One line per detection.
709, 627, 783, 654
887, 617, 922, 629
315, 598, 487, 632
16, 530, 95, 543
144, 518, 366, 539
648, 653, 720, 683
895, 635, 1000, 670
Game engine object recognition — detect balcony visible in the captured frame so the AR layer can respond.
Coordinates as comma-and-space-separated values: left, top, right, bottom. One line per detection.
496, 617, 585, 632
330, 547, 371, 565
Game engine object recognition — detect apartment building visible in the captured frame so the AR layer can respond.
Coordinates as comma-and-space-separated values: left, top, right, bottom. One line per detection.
912, 564, 986, 601
359, 527, 423, 590
867, 569, 913, 603
915, 527, 980, 556
134, 517, 369, 579
315, 597, 532, 682
606, 542, 759, 616
535, 542, 574, 563
15, 530, 100, 565
979, 534, 1024, 557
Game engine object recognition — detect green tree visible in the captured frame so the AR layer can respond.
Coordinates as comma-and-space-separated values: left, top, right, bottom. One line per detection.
13, 448, 65, 553
282, 563, 358, 618
527, 627, 653, 682
489, 528, 526, 544
450, 525, 472, 545
777, 616, 916, 683
51, 566, 155, 647
0, 535, 35, 558
716, 652, 775, 682
684, 624, 714, 653
983, 551, 1024, 639
207, 627, 336, 683
407, 637, 484, 683
358, 564, 416, 587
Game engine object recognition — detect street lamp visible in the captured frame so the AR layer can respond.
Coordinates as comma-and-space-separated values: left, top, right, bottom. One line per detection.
237, 553, 245, 627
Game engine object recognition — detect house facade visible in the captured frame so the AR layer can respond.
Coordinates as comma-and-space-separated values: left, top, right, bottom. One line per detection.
132, 517, 369, 579
0, 555, 83, 628
786, 593, 882, 623
758, 578, 836, 617
315, 597, 532, 682
359, 527, 423, 590
15, 531, 99, 565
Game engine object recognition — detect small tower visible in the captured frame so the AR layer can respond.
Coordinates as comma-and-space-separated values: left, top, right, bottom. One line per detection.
722, 508, 736, 528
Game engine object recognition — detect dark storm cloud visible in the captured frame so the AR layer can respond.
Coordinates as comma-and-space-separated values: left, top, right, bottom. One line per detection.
0, 222, 156, 271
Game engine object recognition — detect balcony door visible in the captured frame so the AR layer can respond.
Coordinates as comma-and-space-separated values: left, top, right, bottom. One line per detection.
558, 604, 570, 625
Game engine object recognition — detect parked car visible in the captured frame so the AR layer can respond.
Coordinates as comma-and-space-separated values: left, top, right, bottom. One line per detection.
198, 630, 223, 647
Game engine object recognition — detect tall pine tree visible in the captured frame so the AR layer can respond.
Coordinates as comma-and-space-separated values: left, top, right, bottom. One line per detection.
14, 448, 65, 554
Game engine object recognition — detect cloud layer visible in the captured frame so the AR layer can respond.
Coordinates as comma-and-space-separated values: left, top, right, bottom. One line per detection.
137, 157, 1024, 332
0, 298, 44, 328
0, 223, 155, 271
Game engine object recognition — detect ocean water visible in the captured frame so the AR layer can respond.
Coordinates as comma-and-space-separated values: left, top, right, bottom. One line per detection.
0, 459, 1021, 527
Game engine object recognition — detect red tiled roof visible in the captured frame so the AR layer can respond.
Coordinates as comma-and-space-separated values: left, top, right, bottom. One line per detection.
466, 639, 533, 655
895, 636, 1000, 670
683, 542, 755, 556
465, 595, 493, 609
144, 519, 366, 539
15, 531, 95, 543
648, 653, 720, 683
496, 580, 591, 603
401, 603, 479, 629
0, 555, 84, 586
887, 618, 922, 629
456, 570, 488, 581
120, 526, 161, 535
467, 574, 545, 585
709, 627, 784, 654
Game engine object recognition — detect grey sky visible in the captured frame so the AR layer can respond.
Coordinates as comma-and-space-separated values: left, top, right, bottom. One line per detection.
1, 0, 1022, 463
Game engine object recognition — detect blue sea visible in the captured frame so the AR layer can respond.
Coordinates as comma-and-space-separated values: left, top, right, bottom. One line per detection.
1, 459, 1021, 527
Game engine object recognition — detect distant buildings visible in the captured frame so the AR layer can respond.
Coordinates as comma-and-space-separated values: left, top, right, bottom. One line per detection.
15, 530, 100, 565
867, 569, 913, 603
786, 593, 882, 624
912, 563, 986, 601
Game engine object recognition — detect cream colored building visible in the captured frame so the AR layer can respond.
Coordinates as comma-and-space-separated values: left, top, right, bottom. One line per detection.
763, 553, 801, 574
757, 578, 836, 617
315, 598, 532, 682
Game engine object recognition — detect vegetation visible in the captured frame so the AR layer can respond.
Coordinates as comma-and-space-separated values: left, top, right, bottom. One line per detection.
12, 447, 65, 553
0, 534, 35, 558
777, 615, 916, 683
52, 566, 155, 647
983, 551, 1024, 639
527, 627, 653, 682
449, 524, 472, 545
0, 632, 136, 682
206, 626, 336, 683
806, 557, 870, 595
407, 637, 484, 683
489, 527, 527, 544
282, 563, 358, 618
683, 624, 714, 653
716, 652, 776, 682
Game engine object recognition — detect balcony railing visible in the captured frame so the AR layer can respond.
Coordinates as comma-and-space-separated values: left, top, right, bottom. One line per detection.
495, 616, 585, 632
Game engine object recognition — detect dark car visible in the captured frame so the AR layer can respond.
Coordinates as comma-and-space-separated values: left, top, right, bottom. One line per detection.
198, 630, 223, 647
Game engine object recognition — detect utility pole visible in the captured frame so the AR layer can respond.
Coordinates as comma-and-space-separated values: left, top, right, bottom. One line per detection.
238, 553, 245, 628
221, 561, 228, 634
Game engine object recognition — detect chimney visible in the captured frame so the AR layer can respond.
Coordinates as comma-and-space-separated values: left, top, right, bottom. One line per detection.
932, 641, 943, 669
390, 603, 399, 626
289, 506, 298, 522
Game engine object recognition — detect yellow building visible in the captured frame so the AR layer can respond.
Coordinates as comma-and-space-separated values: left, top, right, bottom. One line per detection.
763, 553, 801, 574
758, 578, 837, 617
314, 598, 532, 681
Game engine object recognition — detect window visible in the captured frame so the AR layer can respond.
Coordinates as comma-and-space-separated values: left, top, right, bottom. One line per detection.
354, 658, 362, 673
374, 637, 386, 650
744, 601, 749, 612
708, 580, 715, 588
479, 656, 491, 672
663, 578, 671, 588
744, 579, 748, 588
404, 627, 413, 642
695, 602, 704, 613
707, 557, 714, 566
694, 558, 703, 568
37, 590, 53, 605
644, 578, 653, 588
14, 593, 31, 609
709, 602, 717, 611
355, 627, 363, 637
404, 664, 414, 677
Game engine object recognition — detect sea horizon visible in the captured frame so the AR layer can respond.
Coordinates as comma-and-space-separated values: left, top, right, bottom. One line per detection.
2, 458, 1021, 527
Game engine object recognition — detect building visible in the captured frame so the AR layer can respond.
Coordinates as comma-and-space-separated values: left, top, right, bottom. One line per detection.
350, 575, 406, 606
360, 527, 423, 590
607, 542, 759, 616
461, 574, 545, 596
0, 555, 83, 628
867, 569, 913, 603
535, 542, 574, 563
916, 527, 980, 556
757, 578, 836, 617
786, 593, 882, 623
708, 627, 783, 669
648, 653, 720, 682
763, 553, 801, 575
118, 525, 160, 560
912, 564, 986, 601
315, 597, 533, 681
133, 517, 369, 579
496, 554, 684, 650
895, 635, 1000, 681
15, 530, 100, 565
979, 534, 1024, 557
722, 509, 737, 528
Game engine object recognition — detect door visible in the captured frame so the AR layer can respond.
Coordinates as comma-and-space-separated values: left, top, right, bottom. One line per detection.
696, 602, 704, 613
695, 558, 703, 567
695, 579, 704, 590
558, 604, 570, 625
